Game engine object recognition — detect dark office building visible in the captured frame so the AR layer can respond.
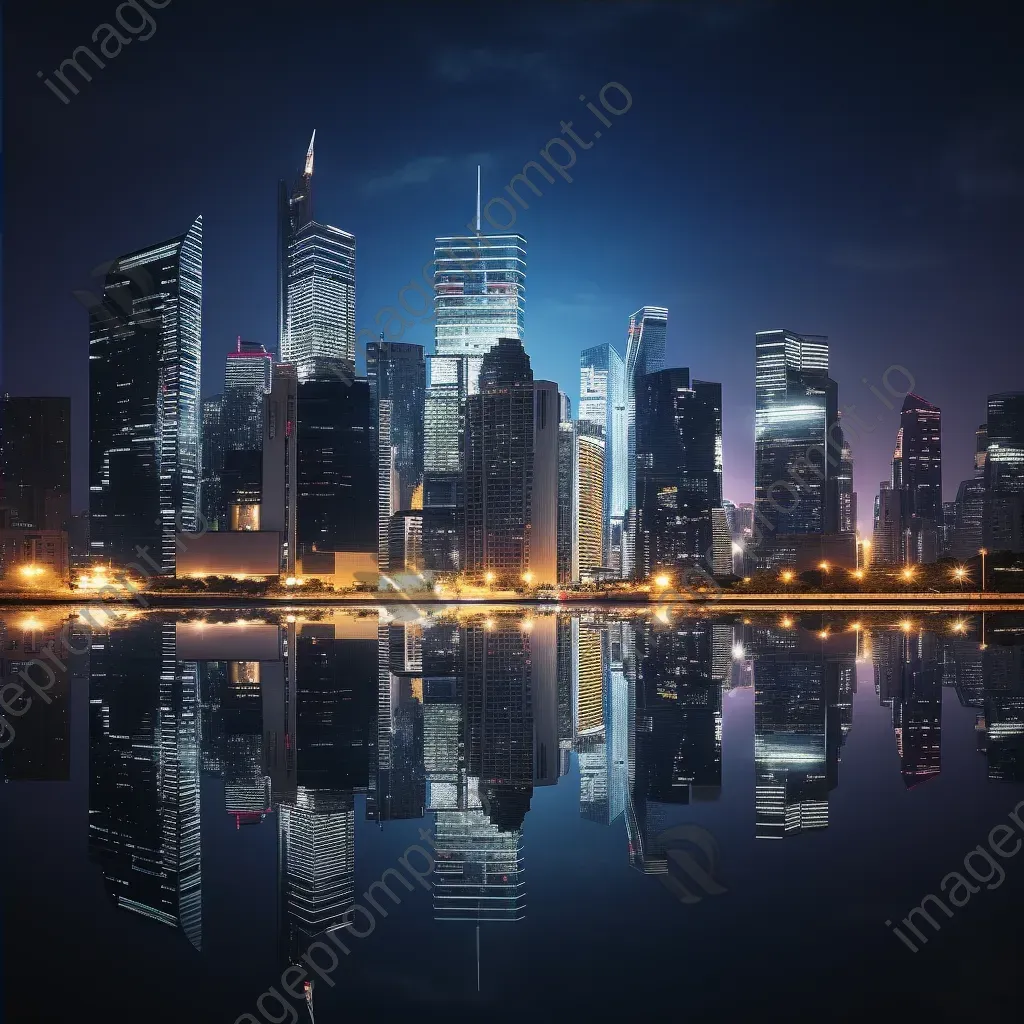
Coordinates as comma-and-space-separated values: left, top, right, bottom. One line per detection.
296, 377, 376, 554
88, 218, 203, 572
463, 338, 535, 579
889, 393, 942, 562
199, 396, 225, 528
0, 396, 71, 532
367, 339, 426, 510
633, 368, 723, 579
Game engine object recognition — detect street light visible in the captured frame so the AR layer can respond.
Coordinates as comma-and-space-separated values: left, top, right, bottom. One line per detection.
521, 571, 534, 586
654, 574, 671, 590
851, 569, 865, 581
818, 561, 831, 573
951, 565, 969, 591
485, 571, 496, 585
780, 569, 795, 583
979, 548, 987, 592
901, 566, 916, 582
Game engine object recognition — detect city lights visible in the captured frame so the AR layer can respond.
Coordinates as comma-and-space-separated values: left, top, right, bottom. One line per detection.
900, 619, 914, 633
818, 561, 830, 572
951, 618, 968, 633
780, 570, 795, 583
522, 571, 534, 585
484, 571, 496, 585
654, 574, 671, 589
18, 564, 46, 579
780, 616, 794, 628
851, 569, 865, 581
901, 566, 916, 581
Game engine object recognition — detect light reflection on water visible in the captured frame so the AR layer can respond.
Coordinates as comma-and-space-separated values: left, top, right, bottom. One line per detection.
2, 606, 1023, 1019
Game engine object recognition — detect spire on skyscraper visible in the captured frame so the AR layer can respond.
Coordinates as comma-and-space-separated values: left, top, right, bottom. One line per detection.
476, 164, 482, 232
304, 130, 316, 178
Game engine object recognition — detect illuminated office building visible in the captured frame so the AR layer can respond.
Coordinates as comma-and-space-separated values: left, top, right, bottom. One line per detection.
88, 217, 202, 572
837, 439, 856, 534
623, 307, 667, 573
573, 422, 605, 582
984, 392, 1024, 553
580, 343, 627, 570
890, 393, 942, 563
753, 330, 840, 568
890, 631, 942, 788
261, 363, 298, 574
278, 132, 356, 381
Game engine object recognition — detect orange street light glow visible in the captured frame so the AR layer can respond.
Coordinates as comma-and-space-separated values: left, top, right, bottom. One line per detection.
780, 616, 794, 628
654, 574, 671, 589
900, 619, 914, 633
901, 567, 916, 581
484, 571, 496, 584
780, 570, 795, 583
818, 561, 830, 572
851, 569, 865, 580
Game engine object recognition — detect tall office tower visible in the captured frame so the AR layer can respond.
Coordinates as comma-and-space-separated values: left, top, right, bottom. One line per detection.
433, 230, 526, 396
837, 437, 856, 533
984, 392, 1024, 552
222, 338, 273, 530
532, 380, 560, 585
556, 418, 575, 585
753, 330, 839, 567
0, 396, 71, 532
366, 340, 425, 510
200, 396, 224, 528
977, 645, 1024, 783
88, 621, 202, 948
710, 507, 732, 576
749, 627, 830, 839
558, 392, 572, 421
580, 343, 627, 570
873, 480, 902, 564
890, 393, 942, 562
277, 789, 355, 960
222, 661, 271, 823
261, 364, 298, 573
623, 307, 668, 573
278, 132, 356, 382
633, 368, 723, 580
89, 217, 202, 573
376, 399, 398, 571
296, 378, 376, 556
574, 421, 606, 582
463, 338, 535, 580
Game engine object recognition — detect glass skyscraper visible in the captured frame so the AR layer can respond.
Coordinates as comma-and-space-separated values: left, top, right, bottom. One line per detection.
754, 329, 840, 564
580, 343, 626, 571
88, 216, 202, 572
984, 391, 1024, 552
278, 132, 356, 382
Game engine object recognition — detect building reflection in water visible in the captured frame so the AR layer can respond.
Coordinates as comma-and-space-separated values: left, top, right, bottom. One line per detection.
57, 607, 1024, 973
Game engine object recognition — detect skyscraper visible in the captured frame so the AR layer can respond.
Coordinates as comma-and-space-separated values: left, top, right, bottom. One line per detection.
199, 396, 224, 528
88, 217, 203, 572
278, 132, 356, 382
296, 378, 376, 556
222, 338, 273, 531
574, 421, 606, 582
532, 380, 560, 585
0, 396, 71, 532
463, 338, 534, 580
261, 363, 298, 573
366, 339, 425, 511
984, 392, 1024, 552
837, 437, 856, 534
754, 330, 840, 567
888, 394, 942, 562
633, 368, 723, 580
580, 343, 626, 570
624, 307, 668, 572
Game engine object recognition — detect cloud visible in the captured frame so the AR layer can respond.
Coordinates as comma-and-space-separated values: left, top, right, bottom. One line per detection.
363, 152, 493, 196
830, 244, 948, 274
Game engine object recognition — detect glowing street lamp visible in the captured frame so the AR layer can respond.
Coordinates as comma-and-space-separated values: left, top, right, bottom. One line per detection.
780, 570, 795, 584
851, 569, 865, 581
818, 561, 831, 573
951, 618, 968, 634
484, 571, 496, 585
979, 548, 988, 592
654, 574, 671, 590
780, 616, 793, 628
521, 571, 534, 586
818, 629, 829, 640
899, 619, 914, 633
901, 566, 916, 582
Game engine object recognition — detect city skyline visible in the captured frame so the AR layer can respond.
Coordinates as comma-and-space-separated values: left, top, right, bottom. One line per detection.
6, 3, 1024, 534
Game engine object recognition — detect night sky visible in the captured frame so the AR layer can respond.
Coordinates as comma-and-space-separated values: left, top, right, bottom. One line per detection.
4, 0, 1023, 527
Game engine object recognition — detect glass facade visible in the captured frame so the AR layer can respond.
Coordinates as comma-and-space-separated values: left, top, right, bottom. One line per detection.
278, 133, 356, 382
580, 342, 626, 570
754, 329, 840, 563
624, 306, 668, 516
88, 216, 202, 572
